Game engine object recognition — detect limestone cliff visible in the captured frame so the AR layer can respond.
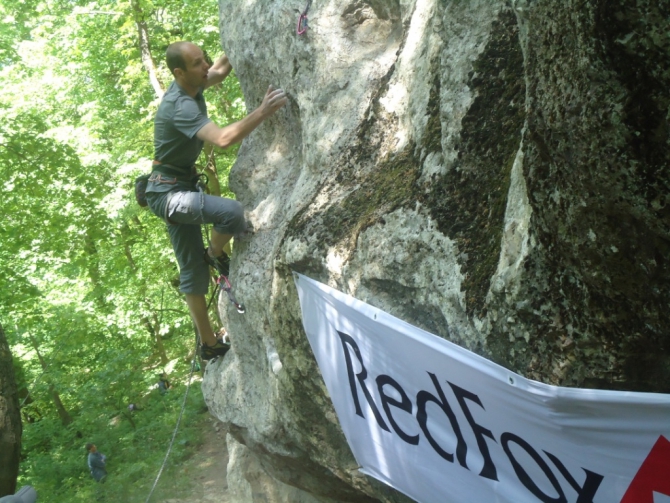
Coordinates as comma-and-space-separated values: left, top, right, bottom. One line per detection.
202, 1, 670, 501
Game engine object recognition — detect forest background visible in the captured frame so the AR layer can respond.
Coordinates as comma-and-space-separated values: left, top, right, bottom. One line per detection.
0, 0, 244, 500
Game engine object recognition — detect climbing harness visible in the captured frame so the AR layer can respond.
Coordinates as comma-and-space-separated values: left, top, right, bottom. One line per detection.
297, 0, 312, 35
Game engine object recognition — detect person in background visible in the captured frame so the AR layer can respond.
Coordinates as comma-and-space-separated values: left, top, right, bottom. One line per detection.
85, 443, 107, 483
158, 373, 171, 395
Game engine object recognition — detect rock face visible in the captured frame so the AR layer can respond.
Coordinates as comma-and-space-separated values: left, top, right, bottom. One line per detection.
203, 1, 670, 501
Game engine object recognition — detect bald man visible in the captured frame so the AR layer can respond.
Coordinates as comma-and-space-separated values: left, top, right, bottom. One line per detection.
145, 41, 287, 360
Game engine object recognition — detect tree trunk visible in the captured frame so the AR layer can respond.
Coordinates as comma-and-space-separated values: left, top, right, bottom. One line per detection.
27, 333, 73, 427
84, 228, 107, 310
0, 324, 21, 497
142, 314, 169, 365
131, 0, 164, 98
49, 386, 72, 427
120, 223, 170, 364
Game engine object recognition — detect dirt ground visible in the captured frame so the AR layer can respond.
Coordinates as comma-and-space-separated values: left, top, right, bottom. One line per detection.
159, 416, 230, 503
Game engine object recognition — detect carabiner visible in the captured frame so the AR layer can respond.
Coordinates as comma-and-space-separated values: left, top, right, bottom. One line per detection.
297, 13, 308, 35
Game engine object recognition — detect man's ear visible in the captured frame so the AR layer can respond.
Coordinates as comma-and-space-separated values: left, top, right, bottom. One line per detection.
173, 67, 184, 79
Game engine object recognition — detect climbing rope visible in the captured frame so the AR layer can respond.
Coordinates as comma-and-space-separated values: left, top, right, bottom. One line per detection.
144, 344, 198, 503
206, 279, 221, 310
145, 240, 237, 501
297, 0, 312, 35
205, 271, 245, 314
20, 373, 45, 407
144, 271, 241, 501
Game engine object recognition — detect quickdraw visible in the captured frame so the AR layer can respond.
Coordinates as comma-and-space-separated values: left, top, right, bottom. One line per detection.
205, 272, 245, 314
218, 274, 246, 314
297, 0, 312, 35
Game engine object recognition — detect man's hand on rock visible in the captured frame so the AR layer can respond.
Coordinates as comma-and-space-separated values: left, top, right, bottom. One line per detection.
260, 86, 288, 117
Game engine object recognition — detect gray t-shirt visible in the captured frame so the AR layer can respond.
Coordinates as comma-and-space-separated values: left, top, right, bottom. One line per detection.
153, 81, 211, 169
147, 81, 211, 205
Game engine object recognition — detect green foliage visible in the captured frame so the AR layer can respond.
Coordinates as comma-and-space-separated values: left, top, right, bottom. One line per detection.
0, 0, 245, 499
19, 363, 209, 502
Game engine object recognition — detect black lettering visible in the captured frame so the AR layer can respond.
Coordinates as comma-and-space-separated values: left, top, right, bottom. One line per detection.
501, 432, 566, 503
336, 331, 389, 431
376, 374, 419, 445
449, 382, 498, 480
544, 451, 604, 503
416, 372, 467, 467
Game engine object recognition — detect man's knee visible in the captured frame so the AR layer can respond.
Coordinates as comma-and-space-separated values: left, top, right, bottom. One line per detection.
213, 199, 246, 235
229, 201, 246, 230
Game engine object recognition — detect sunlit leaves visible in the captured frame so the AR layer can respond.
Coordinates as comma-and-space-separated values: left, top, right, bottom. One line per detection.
0, 4, 242, 498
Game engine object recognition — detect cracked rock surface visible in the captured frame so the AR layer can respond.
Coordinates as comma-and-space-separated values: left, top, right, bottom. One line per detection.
202, 1, 670, 501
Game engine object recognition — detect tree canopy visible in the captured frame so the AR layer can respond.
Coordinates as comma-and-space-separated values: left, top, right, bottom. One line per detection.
0, 0, 244, 500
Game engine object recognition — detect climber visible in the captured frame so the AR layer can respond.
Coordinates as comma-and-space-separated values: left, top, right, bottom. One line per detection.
144, 41, 287, 360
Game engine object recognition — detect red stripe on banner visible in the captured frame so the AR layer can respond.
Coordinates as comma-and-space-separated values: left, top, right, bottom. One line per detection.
620, 435, 670, 503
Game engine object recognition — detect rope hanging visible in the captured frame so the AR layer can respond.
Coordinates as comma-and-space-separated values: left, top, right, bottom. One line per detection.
144, 347, 198, 503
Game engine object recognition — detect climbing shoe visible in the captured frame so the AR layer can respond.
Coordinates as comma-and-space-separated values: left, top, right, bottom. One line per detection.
204, 249, 230, 277
200, 340, 231, 361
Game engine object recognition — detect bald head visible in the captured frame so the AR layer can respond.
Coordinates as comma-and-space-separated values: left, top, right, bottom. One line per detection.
166, 41, 194, 75
164, 41, 210, 95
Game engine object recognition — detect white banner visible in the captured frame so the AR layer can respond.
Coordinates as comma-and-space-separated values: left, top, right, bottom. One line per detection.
293, 273, 670, 503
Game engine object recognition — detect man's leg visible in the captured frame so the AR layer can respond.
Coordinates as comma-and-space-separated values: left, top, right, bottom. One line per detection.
164, 206, 219, 348
165, 191, 245, 355
208, 229, 232, 258
201, 195, 244, 272
184, 294, 217, 347
202, 194, 245, 258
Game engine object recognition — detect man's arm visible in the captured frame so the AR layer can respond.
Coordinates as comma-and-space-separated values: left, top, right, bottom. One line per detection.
196, 86, 288, 149
204, 54, 232, 90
